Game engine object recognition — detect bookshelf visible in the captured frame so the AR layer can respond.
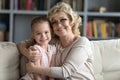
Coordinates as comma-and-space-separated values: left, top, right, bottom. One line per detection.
0, 0, 120, 43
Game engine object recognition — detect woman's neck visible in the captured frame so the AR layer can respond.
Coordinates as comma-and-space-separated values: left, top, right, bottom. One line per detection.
60, 34, 76, 48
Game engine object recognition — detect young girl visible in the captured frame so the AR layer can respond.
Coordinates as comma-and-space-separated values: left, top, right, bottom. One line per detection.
20, 16, 56, 80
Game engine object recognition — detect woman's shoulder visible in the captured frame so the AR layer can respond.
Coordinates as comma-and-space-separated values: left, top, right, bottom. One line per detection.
73, 36, 90, 47
73, 37, 93, 57
76, 36, 90, 44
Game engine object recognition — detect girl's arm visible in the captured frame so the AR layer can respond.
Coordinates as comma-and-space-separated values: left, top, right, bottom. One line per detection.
33, 59, 42, 80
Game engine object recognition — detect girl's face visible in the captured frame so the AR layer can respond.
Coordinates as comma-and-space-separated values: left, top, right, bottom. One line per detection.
51, 12, 73, 37
32, 22, 51, 47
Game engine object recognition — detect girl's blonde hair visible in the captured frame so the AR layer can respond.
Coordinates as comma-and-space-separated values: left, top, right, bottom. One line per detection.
48, 2, 82, 36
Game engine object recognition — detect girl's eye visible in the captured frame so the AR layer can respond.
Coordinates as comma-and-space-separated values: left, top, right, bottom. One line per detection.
35, 33, 40, 35
45, 31, 49, 34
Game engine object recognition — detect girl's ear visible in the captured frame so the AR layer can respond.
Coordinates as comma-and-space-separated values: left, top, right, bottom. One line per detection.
31, 32, 34, 39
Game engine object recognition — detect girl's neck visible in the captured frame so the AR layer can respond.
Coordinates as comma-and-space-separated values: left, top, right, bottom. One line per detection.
37, 43, 48, 51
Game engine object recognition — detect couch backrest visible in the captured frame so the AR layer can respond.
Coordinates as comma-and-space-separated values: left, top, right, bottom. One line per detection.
1, 39, 120, 80
90, 39, 120, 80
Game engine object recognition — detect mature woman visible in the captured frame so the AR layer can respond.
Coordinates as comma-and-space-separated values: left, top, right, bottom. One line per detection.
18, 2, 95, 80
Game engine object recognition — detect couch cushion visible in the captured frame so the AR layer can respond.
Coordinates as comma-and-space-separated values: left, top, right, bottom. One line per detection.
90, 41, 104, 80
0, 42, 20, 80
91, 39, 120, 80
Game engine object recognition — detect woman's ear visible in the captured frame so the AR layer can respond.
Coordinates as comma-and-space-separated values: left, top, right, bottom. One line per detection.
70, 22, 74, 27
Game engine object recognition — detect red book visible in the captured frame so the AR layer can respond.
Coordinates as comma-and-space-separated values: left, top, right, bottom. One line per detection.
26, 0, 32, 10
87, 21, 92, 38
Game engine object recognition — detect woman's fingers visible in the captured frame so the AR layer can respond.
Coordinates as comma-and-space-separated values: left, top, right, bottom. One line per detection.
29, 46, 38, 51
28, 47, 42, 61
26, 62, 34, 73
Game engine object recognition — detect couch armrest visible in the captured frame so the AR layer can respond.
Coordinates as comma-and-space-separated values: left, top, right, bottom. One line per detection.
0, 42, 20, 80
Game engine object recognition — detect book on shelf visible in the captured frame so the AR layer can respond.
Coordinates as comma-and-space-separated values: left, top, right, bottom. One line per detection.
32, 0, 38, 10
86, 21, 93, 38
72, 0, 77, 11
116, 23, 120, 37
0, 0, 5, 9
0, 0, 9, 10
19, 0, 26, 10
19, 0, 32, 10
50, 0, 59, 7
62, 0, 72, 6
38, 0, 45, 10
92, 20, 98, 38
0, 22, 7, 41
96, 21, 101, 38
43, 0, 47, 10
92, 20, 108, 38
62, 0, 83, 11
0, 30, 5, 41
101, 21, 107, 38
14, 0, 18, 10
18, 0, 48, 10
26, 0, 32, 10
76, 0, 83, 11
106, 22, 116, 38
91, 19, 120, 38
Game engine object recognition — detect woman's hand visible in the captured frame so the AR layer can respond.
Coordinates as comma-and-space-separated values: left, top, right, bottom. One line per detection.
28, 46, 42, 62
17, 41, 31, 58
26, 62, 35, 73
26, 61, 41, 73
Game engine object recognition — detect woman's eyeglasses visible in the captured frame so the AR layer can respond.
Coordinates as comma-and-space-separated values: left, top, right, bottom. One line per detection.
51, 18, 68, 26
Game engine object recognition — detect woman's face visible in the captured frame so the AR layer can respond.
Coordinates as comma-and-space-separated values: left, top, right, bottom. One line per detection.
51, 12, 73, 37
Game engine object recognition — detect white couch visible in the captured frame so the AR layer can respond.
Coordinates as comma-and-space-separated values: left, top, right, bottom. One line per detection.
0, 39, 120, 80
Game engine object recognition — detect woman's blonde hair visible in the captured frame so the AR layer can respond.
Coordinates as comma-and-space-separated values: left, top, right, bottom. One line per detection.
48, 2, 82, 36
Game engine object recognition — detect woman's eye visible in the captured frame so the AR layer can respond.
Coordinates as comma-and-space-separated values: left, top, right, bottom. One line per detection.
60, 18, 67, 23
51, 18, 68, 26
51, 21, 57, 25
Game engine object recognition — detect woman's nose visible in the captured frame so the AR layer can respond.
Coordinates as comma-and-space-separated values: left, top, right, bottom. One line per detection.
57, 22, 62, 27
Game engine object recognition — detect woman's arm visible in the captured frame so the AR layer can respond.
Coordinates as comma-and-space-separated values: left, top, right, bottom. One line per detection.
17, 41, 30, 57
26, 37, 94, 79
26, 46, 89, 78
26, 62, 51, 76
17, 39, 41, 61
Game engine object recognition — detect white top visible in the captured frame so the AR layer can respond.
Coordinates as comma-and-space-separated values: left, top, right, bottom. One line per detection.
50, 37, 95, 80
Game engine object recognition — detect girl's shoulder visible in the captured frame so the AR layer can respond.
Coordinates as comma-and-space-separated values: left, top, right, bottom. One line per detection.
48, 44, 57, 54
